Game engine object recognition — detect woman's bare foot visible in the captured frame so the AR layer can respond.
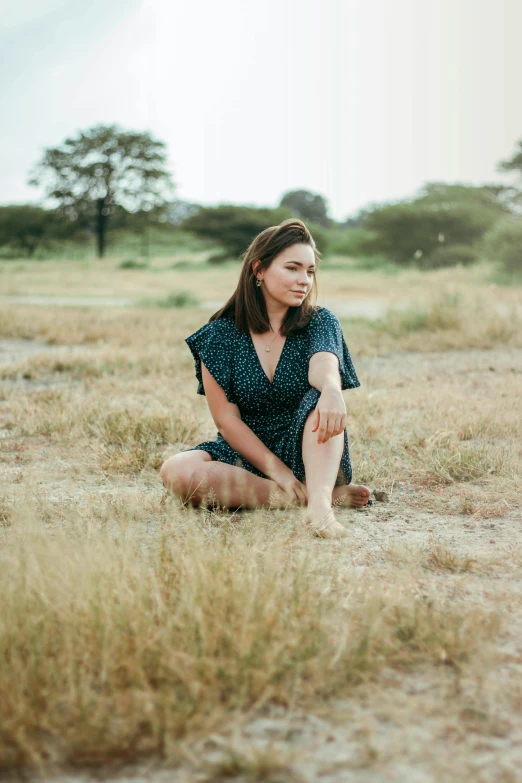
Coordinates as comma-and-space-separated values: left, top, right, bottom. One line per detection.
303, 501, 350, 538
332, 484, 371, 508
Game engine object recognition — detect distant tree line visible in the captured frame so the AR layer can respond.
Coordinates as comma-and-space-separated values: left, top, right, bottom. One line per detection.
1, 123, 522, 275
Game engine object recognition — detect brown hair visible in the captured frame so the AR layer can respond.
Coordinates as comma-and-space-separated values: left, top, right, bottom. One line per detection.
209, 218, 321, 336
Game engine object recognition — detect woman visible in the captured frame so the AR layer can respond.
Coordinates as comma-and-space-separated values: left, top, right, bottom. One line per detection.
160, 218, 372, 538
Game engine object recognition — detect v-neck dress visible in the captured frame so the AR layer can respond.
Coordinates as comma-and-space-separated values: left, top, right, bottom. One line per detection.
183, 306, 361, 487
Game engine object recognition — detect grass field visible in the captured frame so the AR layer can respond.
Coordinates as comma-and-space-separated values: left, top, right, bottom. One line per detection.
1, 252, 522, 781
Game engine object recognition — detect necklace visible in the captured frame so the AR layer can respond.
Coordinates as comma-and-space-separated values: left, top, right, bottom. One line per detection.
263, 325, 281, 352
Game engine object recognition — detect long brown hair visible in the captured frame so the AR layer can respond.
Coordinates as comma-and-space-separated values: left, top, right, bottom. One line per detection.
209, 218, 321, 336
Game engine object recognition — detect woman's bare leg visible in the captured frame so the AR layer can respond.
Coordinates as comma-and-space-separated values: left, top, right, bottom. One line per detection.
160, 452, 292, 510
160, 446, 371, 516
300, 411, 350, 537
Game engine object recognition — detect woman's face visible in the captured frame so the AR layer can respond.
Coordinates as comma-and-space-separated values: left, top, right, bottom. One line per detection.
255, 243, 316, 308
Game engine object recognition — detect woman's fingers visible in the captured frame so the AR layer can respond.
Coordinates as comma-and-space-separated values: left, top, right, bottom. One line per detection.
318, 413, 330, 443
294, 481, 307, 505
295, 483, 306, 505
315, 398, 347, 442
318, 414, 342, 443
315, 389, 348, 442
316, 412, 326, 443
331, 415, 342, 437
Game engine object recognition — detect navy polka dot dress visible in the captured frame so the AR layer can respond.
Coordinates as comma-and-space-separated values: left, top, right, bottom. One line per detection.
183, 306, 363, 488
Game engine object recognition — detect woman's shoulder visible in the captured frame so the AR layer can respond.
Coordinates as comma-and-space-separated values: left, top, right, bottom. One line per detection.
310, 305, 333, 317
186, 316, 236, 342
307, 306, 340, 327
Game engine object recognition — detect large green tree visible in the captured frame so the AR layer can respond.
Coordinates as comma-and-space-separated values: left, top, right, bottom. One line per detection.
180, 204, 331, 261
354, 183, 512, 266
279, 189, 332, 227
28, 123, 175, 257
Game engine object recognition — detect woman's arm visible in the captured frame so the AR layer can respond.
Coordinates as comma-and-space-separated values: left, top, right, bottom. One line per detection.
201, 361, 288, 479
308, 351, 342, 391
308, 352, 347, 444
218, 416, 289, 479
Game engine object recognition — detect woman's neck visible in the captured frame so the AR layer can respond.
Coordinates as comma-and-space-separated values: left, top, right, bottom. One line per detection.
264, 300, 289, 332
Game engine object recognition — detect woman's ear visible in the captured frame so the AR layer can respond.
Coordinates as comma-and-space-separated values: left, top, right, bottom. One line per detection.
252, 259, 260, 278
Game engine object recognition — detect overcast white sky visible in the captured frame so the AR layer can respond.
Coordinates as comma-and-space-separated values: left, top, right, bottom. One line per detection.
1, 0, 521, 221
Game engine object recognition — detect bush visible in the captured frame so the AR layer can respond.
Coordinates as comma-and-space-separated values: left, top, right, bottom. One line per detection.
154, 291, 200, 308
169, 259, 199, 270
479, 215, 522, 276
119, 258, 149, 269
423, 244, 478, 269
0, 205, 82, 258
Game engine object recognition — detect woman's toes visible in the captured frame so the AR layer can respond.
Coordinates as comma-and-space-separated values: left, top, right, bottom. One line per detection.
303, 508, 350, 538
319, 523, 350, 538
332, 484, 373, 509
356, 485, 371, 502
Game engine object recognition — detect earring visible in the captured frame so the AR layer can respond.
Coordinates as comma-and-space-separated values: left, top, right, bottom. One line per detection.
256, 278, 262, 287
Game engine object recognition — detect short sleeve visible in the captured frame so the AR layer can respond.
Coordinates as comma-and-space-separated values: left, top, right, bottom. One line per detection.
306, 307, 361, 390
185, 318, 237, 404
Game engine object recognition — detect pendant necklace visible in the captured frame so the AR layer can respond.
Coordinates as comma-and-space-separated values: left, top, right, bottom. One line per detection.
263, 325, 281, 352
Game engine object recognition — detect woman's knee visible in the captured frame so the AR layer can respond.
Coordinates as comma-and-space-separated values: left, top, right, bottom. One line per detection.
160, 451, 211, 496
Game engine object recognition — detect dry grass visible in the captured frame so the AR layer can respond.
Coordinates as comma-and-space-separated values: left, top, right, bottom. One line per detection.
197, 746, 302, 783
0, 258, 521, 778
0, 496, 500, 770
381, 539, 492, 574
0, 252, 497, 299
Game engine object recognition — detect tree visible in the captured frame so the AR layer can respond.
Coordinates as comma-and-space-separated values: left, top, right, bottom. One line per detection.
497, 138, 522, 215
168, 198, 201, 227
480, 215, 522, 276
354, 183, 511, 267
0, 205, 78, 257
279, 189, 332, 227
415, 181, 517, 215
181, 205, 291, 261
180, 204, 331, 261
28, 123, 175, 258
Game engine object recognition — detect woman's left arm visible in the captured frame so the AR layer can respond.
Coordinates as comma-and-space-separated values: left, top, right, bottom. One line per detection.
308, 352, 347, 444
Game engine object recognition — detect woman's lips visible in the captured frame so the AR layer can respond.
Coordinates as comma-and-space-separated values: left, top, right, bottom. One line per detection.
292, 291, 306, 296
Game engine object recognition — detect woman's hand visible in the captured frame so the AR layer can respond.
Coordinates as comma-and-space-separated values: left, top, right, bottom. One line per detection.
270, 465, 307, 506
311, 383, 347, 444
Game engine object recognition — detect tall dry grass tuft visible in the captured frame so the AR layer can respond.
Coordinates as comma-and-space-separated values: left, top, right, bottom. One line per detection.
423, 542, 479, 574
7, 388, 202, 475
382, 540, 484, 574
196, 741, 301, 782
348, 289, 522, 355
94, 409, 196, 473
413, 428, 514, 487
384, 291, 465, 335
0, 496, 499, 771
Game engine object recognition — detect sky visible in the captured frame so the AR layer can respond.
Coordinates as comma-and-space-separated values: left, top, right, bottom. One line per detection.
1, 0, 521, 222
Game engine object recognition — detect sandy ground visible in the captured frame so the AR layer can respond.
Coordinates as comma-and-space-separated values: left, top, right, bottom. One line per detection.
2, 332, 522, 783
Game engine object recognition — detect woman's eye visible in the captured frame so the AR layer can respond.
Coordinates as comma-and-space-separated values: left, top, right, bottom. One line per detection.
288, 266, 315, 275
